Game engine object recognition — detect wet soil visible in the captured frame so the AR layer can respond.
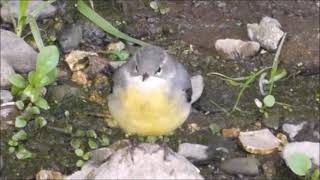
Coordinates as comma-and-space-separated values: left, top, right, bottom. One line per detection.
1, 0, 319, 179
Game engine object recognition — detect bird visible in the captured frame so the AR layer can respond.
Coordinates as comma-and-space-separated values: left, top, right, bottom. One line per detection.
108, 45, 204, 136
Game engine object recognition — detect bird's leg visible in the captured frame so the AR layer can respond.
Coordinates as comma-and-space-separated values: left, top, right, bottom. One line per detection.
151, 136, 174, 161
125, 135, 146, 162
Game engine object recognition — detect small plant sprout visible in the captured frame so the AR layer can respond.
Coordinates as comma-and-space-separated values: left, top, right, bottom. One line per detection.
287, 152, 311, 177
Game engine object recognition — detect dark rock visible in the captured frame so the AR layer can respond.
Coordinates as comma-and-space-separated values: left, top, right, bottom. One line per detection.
220, 157, 260, 176
58, 24, 82, 52
0, 105, 19, 130
47, 84, 83, 102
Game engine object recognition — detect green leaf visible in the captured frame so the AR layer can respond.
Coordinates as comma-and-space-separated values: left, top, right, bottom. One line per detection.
15, 116, 27, 128
70, 139, 81, 149
311, 168, 320, 180
34, 97, 50, 110
209, 123, 221, 135
16, 0, 29, 37
23, 85, 39, 102
11, 85, 24, 96
75, 148, 84, 157
74, 129, 86, 137
76, 159, 84, 167
98, 134, 110, 146
101, 50, 129, 61
12, 130, 28, 141
28, 15, 44, 50
36, 45, 59, 76
28, 71, 37, 87
46, 69, 56, 85
86, 130, 97, 139
16, 145, 32, 159
35, 116, 47, 128
88, 139, 98, 149
64, 124, 73, 134
8, 147, 16, 154
8, 74, 26, 88
28, 106, 40, 115
77, 0, 148, 47
15, 100, 25, 110
8, 139, 18, 147
287, 152, 311, 176
82, 152, 90, 160
146, 136, 158, 144
263, 95, 276, 107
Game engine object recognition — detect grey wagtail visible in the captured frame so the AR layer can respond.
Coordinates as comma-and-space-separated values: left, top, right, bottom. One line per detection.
108, 46, 204, 136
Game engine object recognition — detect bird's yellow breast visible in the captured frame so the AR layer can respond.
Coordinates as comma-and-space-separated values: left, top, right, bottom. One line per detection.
110, 85, 187, 136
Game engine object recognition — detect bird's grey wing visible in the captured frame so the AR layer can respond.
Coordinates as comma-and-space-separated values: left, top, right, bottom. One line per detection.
110, 61, 131, 93
170, 62, 192, 102
190, 75, 204, 104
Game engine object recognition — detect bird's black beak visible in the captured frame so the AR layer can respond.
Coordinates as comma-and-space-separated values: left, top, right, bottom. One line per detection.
142, 73, 149, 81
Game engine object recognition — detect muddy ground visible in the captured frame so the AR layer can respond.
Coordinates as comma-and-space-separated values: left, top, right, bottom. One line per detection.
1, 0, 319, 179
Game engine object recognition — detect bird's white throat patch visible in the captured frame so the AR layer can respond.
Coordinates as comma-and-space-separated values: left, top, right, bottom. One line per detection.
127, 75, 168, 93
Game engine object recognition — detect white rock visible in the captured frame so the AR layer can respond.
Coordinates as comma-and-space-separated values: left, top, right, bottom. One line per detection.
91, 143, 203, 179
239, 129, 281, 154
0, 90, 13, 103
282, 122, 306, 140
282, 142, 320, 166
178, 143, 209, 162
215, 39, 260, 60
247, 16, 284, 51
1, 30, 37, 73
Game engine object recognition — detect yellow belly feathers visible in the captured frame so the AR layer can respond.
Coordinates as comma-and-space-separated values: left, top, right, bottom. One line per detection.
110, 85, 186, 136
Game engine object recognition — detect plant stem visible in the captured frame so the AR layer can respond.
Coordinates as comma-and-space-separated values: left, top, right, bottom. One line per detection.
232, 67, 271, 112
268, 33, 287, 95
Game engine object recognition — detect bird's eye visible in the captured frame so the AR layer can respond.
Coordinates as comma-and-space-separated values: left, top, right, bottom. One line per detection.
135, 65, 139, 72
155, 67, 162, 74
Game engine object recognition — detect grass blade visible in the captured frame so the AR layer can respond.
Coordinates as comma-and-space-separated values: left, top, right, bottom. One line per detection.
17, 0, 29, 37
268, 33, 287, 95
28, 16, 44, 50
76, 0, 148, 47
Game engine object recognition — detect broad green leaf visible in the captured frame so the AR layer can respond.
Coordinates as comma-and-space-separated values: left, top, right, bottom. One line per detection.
74, 129, 85, 137
15, 100, 25, 110
287, 152, 311, 176
8, 74, 26, 88
98, 134, 110, 146
15, 116, 27, 128
23, 85, 39, 102
11, 85, 24, 96
76, 159, 84, 167
8, 139, 18, 147
28, 71, 37, 87
82, 152, 90, 160
209, 123, 221, 135
86, 130, 97, 139
35, 116, 47, 128
64, 124, 73, 134
28, 106, 41, 115
263, 95, 276, 107
12, 130, 28, 141
16, 145, 32, 159
34, 97, 50, 110
77, 0, 148, 47
8, 147, 16, 154
70, 139, 81, 149
36, 45, 59, 75
75, 149, 84, 157
88, 139, 98, 149
46, 69, 56, 85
